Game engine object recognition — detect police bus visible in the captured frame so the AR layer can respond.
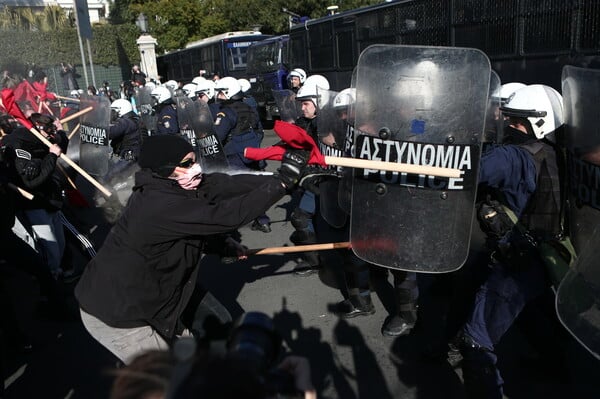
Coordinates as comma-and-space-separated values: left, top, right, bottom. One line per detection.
245, 34, 290, 125
288, 0, 600, 91
157, 31, 273, 83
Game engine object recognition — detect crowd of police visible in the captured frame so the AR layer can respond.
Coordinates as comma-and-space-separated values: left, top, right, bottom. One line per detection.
1, 47, 599, 399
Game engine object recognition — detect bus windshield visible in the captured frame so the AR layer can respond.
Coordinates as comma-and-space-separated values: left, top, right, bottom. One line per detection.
247, 40, 281, 74
225, 41, 254, 71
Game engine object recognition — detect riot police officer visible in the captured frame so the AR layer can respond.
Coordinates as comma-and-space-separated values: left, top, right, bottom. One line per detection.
109, 99, 142, 162
213, 76, 270, 232
150, 86, 179, 135
287, 68, 306, 93
459, 84, 565, 398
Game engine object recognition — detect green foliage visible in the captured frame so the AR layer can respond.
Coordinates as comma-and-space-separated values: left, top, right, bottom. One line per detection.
0, 24, 140, 70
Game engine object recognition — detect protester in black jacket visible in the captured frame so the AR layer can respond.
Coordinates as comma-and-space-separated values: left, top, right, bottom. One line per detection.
75, 135, 315, 364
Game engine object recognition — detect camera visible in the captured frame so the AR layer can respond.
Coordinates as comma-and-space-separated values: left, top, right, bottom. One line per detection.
170, 311, 297, 398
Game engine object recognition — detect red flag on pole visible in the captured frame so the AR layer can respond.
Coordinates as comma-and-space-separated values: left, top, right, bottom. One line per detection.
1, 88, 33, 129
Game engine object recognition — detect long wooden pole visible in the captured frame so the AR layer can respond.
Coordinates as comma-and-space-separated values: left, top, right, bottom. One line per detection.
68, 123, 81, 140
27, 127, 112, 197
8, 183, 34, 200
324, 156, 461, 178
60, 106, 93, 125
249, 241, 351, 255
55, 95, 81, 103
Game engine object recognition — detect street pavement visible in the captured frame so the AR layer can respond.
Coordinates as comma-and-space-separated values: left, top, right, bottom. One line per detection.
2, 129, 600, 399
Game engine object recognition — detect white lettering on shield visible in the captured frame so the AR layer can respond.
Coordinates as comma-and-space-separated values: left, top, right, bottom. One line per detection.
198, 135, 221, 156
80, 125, 108, 146
569, 154, 600, 210
357, 136, 473, 190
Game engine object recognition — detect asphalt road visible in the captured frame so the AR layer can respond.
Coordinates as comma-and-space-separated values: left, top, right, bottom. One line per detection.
2, 129, 600, 399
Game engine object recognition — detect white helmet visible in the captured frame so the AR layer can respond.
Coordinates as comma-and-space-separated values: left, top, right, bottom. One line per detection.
333, 88, 356, 108
214, 76, 242, 100
195, 79, 216, 100
496, 82, 527, 104
192, 76, 206, 85
500, 84, 564, 139
110, 99, 133, 117
182, 83, 198, 98
296, 75, 330, 105
165, 80, 178, 91
238, 78, 251, 94
288, 68, 307, 84
144, 81, 156, 91
151, 86, 172, 104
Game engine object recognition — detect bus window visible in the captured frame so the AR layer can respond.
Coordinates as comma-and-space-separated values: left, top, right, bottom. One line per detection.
337, 30, 355, 69
309, 23, 334, 70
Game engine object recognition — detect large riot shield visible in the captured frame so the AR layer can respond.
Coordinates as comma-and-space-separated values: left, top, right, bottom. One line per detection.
273, 90, 301, 123
134, 87, 157, 135
351, 45, 490, 272
316, 87, 348, 228
484, 70, 502, 145
79, 94, 111, 177
191, 100, 229, 172
556, 65, 600, 359
176, 96, 198, 148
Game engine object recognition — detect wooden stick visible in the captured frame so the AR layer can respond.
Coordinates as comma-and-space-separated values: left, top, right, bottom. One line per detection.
27, 127, 112, 197
68, 123, 81, 140
250, 241, 351, 255
57, 163, 78, 190
8, 183, 34, 200
37, 100, 43, 113
324, 156, 461, 178
55, 95, 80, 103
60, 106, 93, 124
42, 101, 56, 117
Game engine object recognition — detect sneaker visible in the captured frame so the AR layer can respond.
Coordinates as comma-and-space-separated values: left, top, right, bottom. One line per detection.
251, 220, 271, 233
293, 261, 318, 276
381, 315, 415, 337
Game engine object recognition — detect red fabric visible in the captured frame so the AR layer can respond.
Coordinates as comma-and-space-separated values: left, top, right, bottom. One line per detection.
32, 80, 56, 102
244, 120, 327, 166
1, 88, 33, 129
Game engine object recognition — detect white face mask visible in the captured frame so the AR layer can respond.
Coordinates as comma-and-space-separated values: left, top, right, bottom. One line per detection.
174, 163, 203, 190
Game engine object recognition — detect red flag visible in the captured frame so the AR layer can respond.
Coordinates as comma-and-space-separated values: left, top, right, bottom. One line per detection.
32, 80, 57, 102
0, 88, 33, 129
244, 120, 327, 166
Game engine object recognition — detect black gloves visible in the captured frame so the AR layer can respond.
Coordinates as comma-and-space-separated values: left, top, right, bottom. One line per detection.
298, 165, 340, 195
278, 150, 309, 190
22, 160, 41, 179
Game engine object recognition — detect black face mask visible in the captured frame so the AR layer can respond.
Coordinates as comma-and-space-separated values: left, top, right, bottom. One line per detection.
502, 125, 536, 145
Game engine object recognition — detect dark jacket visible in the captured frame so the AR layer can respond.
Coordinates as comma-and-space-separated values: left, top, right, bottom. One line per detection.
75, 170, 286, 338
1, 128, 68, 211
109, 112, 142, 159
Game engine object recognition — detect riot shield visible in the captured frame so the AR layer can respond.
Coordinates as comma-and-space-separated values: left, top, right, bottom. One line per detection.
316, 87, 347, 228
556, 65, 600, 359
484, 70, 502, 145
191, 100, 229, 172
78, 94, 111, 177
273, 90, 301, 123
134, 87, 157, 135
176, 96, 198, 149
351, 45, 490, 272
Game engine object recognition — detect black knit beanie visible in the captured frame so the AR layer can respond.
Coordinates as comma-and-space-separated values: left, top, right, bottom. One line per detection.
138, 135, 193, 177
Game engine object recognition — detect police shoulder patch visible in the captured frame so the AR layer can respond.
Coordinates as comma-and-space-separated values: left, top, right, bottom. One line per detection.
15, 149, 32, 160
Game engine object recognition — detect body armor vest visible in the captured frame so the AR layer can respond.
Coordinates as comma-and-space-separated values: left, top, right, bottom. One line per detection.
224, 100, 258, 136
519, 141, 563, 237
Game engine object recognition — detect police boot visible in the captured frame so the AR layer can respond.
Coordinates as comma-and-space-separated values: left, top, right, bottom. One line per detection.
459, 335, 504, 399
333, 293, 375, 319
381, 307, 417, 337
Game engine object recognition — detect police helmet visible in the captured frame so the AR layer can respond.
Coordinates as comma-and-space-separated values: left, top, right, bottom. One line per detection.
238, 78, 251, 94
192, 76, 206, 85
500, 84, 564, 139
495, 82, 527, 105
111, 99, 133, 117
215, 76, 242, 100
182, 83, 198, 99
288, 68, 307, 84
195, 79, 216, 100
151, 86, 172, 104
333, 88, 356, 109
296, 75, 330, 106
165, 80, 179, 91
145, 81, 157, 91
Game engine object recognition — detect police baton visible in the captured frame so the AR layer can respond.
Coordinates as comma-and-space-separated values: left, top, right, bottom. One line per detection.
60, 106, 94, 125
